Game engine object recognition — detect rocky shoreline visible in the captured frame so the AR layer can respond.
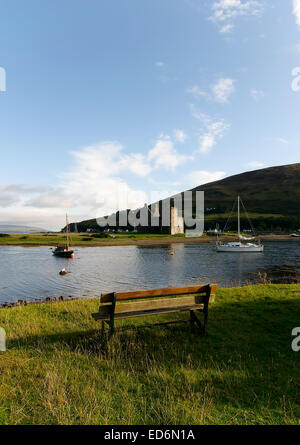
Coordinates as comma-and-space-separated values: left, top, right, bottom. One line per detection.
0, 295, 86, 309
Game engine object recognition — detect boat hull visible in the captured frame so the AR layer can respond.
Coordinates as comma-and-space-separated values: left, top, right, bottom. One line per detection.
216, 244, 264, 252
53, 250, 74, 258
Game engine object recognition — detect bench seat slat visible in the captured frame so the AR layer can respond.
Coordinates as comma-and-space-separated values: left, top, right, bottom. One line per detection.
92, 303, 205, 321
98, 295, 211, 317
100, 284, 217, 303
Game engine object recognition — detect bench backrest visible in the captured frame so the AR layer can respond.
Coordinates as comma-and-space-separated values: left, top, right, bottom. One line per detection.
101, 284, 217, 303
98, 284, 217, 318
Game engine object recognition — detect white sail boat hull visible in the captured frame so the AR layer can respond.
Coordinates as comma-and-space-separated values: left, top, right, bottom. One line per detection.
216, 196, 264, 253
216, 242, 264, 252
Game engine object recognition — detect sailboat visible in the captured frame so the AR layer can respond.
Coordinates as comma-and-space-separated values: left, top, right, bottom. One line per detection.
216, 196, 264, 252
53, 214, 74, 258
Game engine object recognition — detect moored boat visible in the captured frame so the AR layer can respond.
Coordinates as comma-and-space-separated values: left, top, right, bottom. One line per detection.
53, 214, 74, 258
216, 241, 264, 252
216, 196, 264, 253
53, 245, 74, 257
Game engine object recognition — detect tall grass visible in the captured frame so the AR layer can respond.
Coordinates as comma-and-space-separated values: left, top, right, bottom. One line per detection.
0, 284, 299, 425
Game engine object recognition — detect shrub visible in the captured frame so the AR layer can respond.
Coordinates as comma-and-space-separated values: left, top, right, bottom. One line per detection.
93, 233, 109, 238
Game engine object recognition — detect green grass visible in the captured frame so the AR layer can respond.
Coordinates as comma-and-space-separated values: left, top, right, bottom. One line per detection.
0, 284, 299, 425
0, 232, 187, 246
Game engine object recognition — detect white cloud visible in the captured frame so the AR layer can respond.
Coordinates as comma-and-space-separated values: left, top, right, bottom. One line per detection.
189, 104, 207, 121
60, 142, 150, 212
188, 78, 235, 104
209, 0, 263, 33
173, 129, 187, 142
0, 142, 153, 229
69, 142, 152, 179
189, 106, 229, 154
0, 134, 198, 229
187, 170, 226, 187
199, 121, 229, 153
148, 137, 192, 170
220, 23, 235, 33
155, 61, 165, 68
186, 85, 209, 99
212, 78, 235, 103
293, 0, 300, 30
266, 137, 289, 145
120, 153, 152, 176
250, 88, 264, 101
247, 161, 264, 168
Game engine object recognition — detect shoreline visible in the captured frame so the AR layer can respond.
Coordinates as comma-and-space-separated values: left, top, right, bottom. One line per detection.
0, 234, 299, 247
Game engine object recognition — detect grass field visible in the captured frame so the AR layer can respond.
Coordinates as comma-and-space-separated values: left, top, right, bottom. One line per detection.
0, 232, 187, 247
0, 232, 298, 248
0, 284, 299, 425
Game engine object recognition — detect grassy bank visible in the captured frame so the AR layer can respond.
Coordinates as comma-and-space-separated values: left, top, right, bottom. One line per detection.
0, 284, 299, 425
0, 232, 299, 247
0, 232, 188, 247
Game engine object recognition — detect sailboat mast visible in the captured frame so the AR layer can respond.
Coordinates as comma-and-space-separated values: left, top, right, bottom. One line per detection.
237, 196, 240, 238
66, 214, 70, 248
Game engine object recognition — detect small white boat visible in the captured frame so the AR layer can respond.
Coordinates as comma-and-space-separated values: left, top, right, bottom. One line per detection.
216, 241, 264, 252
216, 196, 264, 253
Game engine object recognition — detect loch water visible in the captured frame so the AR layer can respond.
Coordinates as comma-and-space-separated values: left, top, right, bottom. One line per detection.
0, 241, 299, 304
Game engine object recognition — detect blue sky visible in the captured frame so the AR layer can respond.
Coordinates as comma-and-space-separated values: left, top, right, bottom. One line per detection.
0, 0, 300, 229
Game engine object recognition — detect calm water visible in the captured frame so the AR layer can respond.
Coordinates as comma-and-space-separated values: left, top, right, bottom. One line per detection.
0, 241, 299, 304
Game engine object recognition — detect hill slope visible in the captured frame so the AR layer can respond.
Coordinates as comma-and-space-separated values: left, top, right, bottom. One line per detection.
193, 163, 300, 216
70, 163, 300, 233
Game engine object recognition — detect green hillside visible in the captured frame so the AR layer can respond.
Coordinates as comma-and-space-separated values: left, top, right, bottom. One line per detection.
192, 163, 300, 232
193, 163, 300, 216
69, 163, 300, 233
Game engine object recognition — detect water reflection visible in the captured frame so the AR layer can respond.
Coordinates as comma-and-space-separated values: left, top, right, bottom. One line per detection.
0, 241, 299, 303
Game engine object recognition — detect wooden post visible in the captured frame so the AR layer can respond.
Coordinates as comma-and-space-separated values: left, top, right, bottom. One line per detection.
203, 285, 211, 335
109, 292, 117, 341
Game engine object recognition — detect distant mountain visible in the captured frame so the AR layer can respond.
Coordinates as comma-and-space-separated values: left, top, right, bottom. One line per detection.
0, 225, 49, 234
68, 163, 300, 233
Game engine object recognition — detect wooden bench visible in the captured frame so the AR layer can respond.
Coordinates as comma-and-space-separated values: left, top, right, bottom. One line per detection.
92, 284, 217, 339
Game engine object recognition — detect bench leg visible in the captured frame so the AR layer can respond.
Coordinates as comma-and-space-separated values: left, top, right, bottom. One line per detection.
109, 320, 114, 341
190, 310, 203, 333
189, 310, 195, 330
108, 292, 117, 342
203, 309, 208, 335
195, 309, 208, 335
